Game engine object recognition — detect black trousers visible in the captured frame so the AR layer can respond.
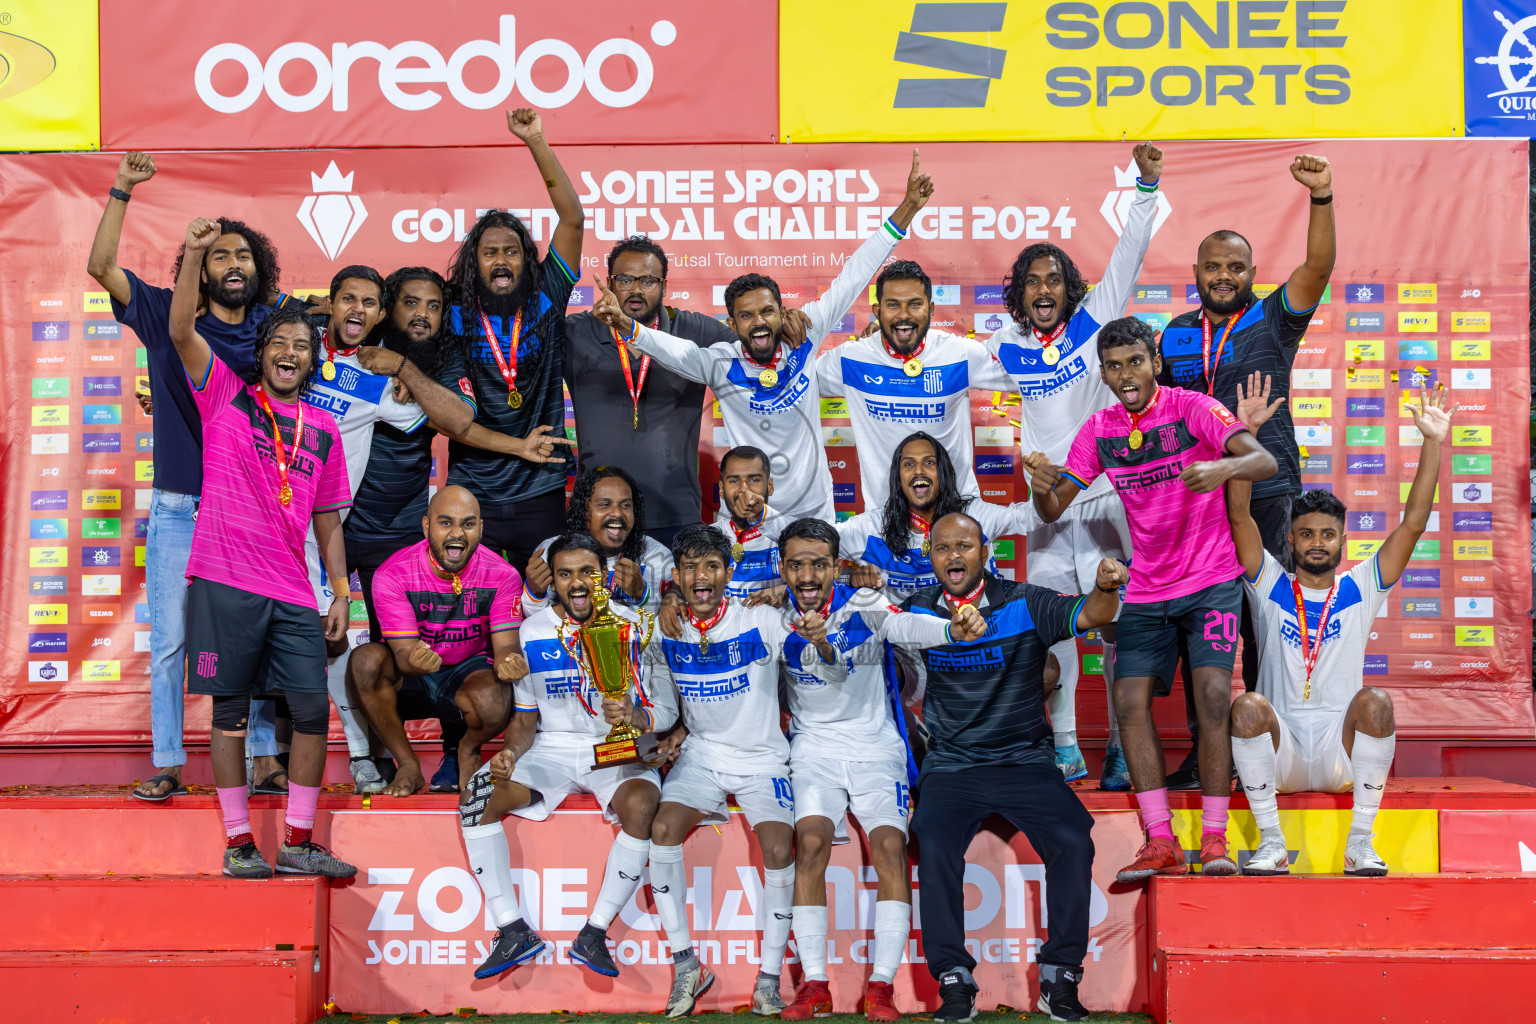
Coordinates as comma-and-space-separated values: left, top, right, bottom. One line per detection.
910, 763, 1095, 977
480, 488, 568, 580
1183, 493, 1293, 732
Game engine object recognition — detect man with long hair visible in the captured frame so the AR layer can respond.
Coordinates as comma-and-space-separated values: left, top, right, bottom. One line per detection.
88, 152, 298, 802
432, 109, 583, 578
986, 143, 1164, 788
522, 465, 672, 618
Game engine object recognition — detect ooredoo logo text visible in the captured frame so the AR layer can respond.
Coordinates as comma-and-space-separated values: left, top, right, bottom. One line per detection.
194, 15, 678, 114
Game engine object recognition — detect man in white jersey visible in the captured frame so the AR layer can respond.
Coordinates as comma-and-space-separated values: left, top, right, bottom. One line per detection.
836, 433, 1036, 603
819, 260, 1013, 508
772, 519, 984, 1022
1226, 375, 1454, 876
459, 532, 678, 980
715, 446, 784, 598
648, 525, 845, 1018
523, 464, 672, 617
591, 153, 934, 524
989, 143, 1163, 789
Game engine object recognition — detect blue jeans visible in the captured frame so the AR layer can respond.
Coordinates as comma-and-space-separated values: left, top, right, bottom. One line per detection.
147, 489, 197, 768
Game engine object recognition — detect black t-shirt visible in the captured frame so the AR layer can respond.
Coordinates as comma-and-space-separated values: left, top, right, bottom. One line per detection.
565, 307, 736, 530
1158, 285, 1314, 501
902, 577, 1083, 772
110, 270, 280, 496
435, 249, 579, 509
342, 420, 433, 551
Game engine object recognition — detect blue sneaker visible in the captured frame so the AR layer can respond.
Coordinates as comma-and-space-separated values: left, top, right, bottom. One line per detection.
429, 752, 459, 793
1100, 746, 1133, 792
1055, 742, 1089, 782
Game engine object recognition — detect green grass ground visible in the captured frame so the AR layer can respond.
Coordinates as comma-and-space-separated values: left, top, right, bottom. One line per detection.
318, 1014, 1152, 1023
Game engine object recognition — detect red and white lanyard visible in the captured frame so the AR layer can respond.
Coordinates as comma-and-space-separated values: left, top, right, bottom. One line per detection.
1199, 306, 1246, 395
1291, 575, 1339, 702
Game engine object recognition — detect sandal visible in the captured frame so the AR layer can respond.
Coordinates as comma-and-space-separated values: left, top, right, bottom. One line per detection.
251, 770, 290, 795
132, 774, 188, 803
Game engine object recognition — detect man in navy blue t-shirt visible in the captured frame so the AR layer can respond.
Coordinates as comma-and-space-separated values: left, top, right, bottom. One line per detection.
88, 151, 298, 801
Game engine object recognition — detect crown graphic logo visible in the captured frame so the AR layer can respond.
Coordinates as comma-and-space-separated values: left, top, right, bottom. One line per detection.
1100, 159, 1172, 239
297, 161, 368, 261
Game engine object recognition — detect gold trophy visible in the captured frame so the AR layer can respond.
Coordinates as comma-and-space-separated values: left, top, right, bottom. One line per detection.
558, 568, 658, 769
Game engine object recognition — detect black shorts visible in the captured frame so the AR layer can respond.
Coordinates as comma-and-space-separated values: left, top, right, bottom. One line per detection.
1114, 578, 1244, 689
185, 577, 326, 697
403, 655, 490, 712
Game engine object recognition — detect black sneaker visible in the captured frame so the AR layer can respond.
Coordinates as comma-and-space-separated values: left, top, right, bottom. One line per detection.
1165, 749, 1200, 790
474, 922, 546, 979
570, 923, 618, 977
933, 968, 978, 1023
1037, 968, 1088, 1021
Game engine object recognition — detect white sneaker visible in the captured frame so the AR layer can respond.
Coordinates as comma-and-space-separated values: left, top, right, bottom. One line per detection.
1242, 833, 1290, 875
349, 756, 386, 795
1343, 832, 1389, 876
752, 971, 785, 1016
665, 954, 715, 1018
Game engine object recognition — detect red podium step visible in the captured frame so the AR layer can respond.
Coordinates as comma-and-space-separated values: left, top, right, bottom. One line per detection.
1149, 874, 1536, 1023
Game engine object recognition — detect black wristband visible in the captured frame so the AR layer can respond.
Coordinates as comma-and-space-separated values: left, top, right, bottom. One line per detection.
108, 186, 132, 203
1310, 192, 1333, 206
1096, 583, 1120, 593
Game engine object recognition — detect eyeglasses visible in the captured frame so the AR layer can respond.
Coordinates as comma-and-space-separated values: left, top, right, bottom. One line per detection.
611, 275, 663, 290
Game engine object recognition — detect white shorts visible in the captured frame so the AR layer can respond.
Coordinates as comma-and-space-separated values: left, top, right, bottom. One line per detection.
1275, 711, 1353, 794
304, 532, 338, 613
660, 749, 795, 829
509, 740, 660, 825
1025, 492, 1132, 604
792, 755, 911, 836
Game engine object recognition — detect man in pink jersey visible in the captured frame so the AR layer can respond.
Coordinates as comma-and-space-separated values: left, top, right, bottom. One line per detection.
348, 486, 530, 796
1026, 317, 1277, 881
169, 217, 355, 879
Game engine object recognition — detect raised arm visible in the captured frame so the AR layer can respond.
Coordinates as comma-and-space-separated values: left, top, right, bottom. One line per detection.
1226, 371, 1286, 578
1378, 388, 1455, 586
167, 218, 217, 383
1283, 155, 1335, 312
507, 109, 583, 272
1179, 424, 1278, 494
1082, 142, 1163, 323
1076, 559, 1127, 631
86, 152, 157, 305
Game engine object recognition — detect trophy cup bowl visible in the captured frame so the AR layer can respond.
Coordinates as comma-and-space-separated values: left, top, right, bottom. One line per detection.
562, 568, 657, 769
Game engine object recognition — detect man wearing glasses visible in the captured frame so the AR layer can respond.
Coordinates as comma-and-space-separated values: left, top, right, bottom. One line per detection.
565, 236, 737, 547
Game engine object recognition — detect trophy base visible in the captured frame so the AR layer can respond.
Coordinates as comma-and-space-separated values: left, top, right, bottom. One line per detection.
592, 732, 659, 770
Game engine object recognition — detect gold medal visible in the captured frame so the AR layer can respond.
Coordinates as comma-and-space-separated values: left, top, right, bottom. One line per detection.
1303, 677, 1312, 702
699, 633, 709, 654
731, 543, 745, 562
921, 537, 931, 556
507, 389, 523, 409
903, 357, 922, 377
321, 360, 336, 381
957, 603, 975, 615
1041, 345, 1060, 366
1128, 429, 1144, 450
279, 483, 293, 506
759, 368, 779, 389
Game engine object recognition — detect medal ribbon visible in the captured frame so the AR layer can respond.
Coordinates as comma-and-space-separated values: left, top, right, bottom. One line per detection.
1291, 575, 1339, 702
944, 576, 986, 610
686, 597, 729, 641
1030, 317, 1068, 359
1199, 305, 1247, 395
479, 309, 524, 397
881, 334, 925, 364
323, 327, 358, 370
254, 383, 304, 507
909, 511, 931, 546
730, 515, 764, 550
613, 314, 658, 428
426, 549, 463, 596
1125, 384, 1165, 441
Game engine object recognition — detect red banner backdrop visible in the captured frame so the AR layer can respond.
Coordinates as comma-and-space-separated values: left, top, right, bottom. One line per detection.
326, 806, 1147, 1014
98, 1, 780, 149
1, 140, 1530, 748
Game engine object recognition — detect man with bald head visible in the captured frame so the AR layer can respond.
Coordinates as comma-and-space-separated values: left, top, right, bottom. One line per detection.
1155, 155, 1336, 787
346, 486, 531, 795
900, 512, 1127, 1022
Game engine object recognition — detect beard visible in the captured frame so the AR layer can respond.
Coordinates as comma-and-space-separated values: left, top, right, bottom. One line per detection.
1197, 279, 1255, 317
476, 270, 537, 319
205, 272, 259, 310
1296, 547, 1344, 575
558, 588, 594, 623
378, 321, 446, 377
882, 318, 930, 355
430, 535, 475, 574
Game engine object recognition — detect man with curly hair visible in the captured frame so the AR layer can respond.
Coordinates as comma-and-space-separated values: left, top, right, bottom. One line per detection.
983, 143, 1165, 790
522, 465, 673, 618
87, 151, 300, 803
433, 109, 583, 578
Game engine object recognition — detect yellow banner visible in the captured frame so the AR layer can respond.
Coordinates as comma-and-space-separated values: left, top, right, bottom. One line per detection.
780, 0, 1463, 141
0, 0, 100, 150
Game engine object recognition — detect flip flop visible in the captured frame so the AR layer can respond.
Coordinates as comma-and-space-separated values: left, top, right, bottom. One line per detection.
251, 770, 289, 795
132, 774, 188, 803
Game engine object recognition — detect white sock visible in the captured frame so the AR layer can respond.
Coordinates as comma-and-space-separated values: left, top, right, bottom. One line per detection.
326, 647, 370, 758
792, 904, 828, 981
1231, 734, 1281, 834
761, 865, 795, 975
870, 900, 911, 985
1349, 732, 1396, 836
590, 831, 651, 930
649, 843, 692, 956
463, 823, 523, 928
1103, 642, 1121, 750
1046, 636, 1079, 747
